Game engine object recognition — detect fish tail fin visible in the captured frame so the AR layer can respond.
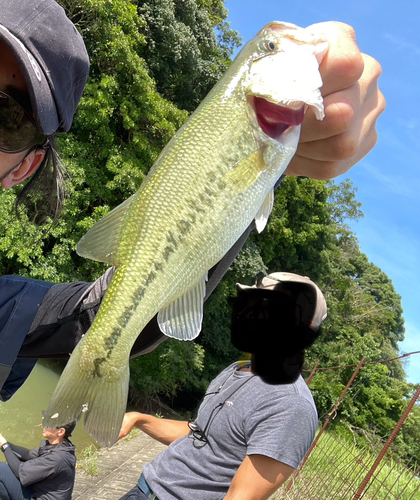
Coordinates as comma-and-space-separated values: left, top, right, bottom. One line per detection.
42, 345, 130, 448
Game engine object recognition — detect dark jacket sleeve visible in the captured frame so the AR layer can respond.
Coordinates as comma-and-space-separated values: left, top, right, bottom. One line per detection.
18, 452, 58, 487
0, 276, 53, 401
7, 442, 33, 460
3, 442, 33, 477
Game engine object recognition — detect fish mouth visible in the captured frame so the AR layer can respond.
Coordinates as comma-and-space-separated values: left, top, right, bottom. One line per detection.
248, 96, 305, 141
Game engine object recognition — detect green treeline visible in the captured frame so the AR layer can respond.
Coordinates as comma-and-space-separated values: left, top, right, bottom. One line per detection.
0, 0, 418, 463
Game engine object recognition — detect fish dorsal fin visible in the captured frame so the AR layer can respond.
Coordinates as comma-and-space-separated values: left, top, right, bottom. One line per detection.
157, 274, 207, 340
255, 188, 274, 233
76, 194, 136, 265
224, 148, 267, 192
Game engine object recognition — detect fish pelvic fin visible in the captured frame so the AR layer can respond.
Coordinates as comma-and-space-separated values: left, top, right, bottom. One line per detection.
224, 149, 267, 193
42, 344, 130, 448
255, 188, 274, 233
157, 274, 207, 340
76, 194, 137, 265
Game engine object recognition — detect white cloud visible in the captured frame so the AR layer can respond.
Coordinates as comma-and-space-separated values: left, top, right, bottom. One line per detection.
352, 219, 420, 284
357, 160, 420, 198
396, 117, 419, 131
383, 32, 420, 56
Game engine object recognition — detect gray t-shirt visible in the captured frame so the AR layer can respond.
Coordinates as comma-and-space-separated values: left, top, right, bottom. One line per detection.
144, 363, 318, 500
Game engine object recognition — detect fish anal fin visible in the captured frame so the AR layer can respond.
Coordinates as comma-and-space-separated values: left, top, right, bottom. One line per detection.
76, 194, 137, 265
157, 274, 207, 340
255, 188, 274, 233
224, 149, 267, 192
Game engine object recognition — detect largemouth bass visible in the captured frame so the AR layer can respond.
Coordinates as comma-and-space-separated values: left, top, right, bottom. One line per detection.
43, 21, 328, 446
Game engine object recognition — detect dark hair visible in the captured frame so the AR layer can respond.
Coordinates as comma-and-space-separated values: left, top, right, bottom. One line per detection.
14, 134, 66, 223
59, 421, 76, 440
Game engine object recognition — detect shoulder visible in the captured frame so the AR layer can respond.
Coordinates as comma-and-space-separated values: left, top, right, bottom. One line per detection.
44, 443, 76, 471
247, 375, 317, 418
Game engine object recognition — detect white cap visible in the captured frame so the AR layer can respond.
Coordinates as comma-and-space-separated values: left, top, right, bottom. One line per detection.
237, 272, 327, 331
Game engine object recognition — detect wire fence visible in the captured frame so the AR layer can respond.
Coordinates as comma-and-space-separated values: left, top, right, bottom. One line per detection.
278, 431, 420, 499
271, 354, 420, 500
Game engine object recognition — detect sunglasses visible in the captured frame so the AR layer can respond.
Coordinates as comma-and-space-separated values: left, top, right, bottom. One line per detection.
188, 420, 208, 444
0, 91, 46, 153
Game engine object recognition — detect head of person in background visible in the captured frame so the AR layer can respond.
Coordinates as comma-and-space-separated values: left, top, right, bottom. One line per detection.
231, 272, 327, 384
0, 0, 89, 218
41, 412, 77, 444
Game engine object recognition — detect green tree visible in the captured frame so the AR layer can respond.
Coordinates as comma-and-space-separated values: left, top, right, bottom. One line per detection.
134, 0, 241, 111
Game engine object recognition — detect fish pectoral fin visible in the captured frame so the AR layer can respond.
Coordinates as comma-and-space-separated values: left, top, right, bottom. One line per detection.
255, 189, 274, 233
76, 194, 137, 265
224, 149, 267, 192
157, 274, 207, 341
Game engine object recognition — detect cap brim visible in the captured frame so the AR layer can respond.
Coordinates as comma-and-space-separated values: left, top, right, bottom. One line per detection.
0, 24, 59, 135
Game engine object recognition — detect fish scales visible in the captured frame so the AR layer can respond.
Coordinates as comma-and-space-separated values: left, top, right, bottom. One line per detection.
43, 21, 328, 446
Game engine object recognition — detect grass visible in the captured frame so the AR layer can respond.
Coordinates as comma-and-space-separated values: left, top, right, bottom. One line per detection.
269, 431, 420, 500
76, 427, 141, 477
77, 444, 100, 476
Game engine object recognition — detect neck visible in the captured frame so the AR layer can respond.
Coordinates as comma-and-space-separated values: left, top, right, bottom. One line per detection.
48, 437, 63, 446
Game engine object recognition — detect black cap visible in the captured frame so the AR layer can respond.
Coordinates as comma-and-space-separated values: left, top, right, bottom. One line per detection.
60, 421, 76, 438
0, 0, 89, 135
42, 411, 76, 438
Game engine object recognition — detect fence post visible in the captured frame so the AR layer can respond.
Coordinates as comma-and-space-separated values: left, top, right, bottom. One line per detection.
305, 361, 320, 386
352, 384, 420, 500
286, 356, 366, 492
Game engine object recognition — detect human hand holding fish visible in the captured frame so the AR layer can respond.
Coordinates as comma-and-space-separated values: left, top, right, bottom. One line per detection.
285, 21, 385, 179
41, 21, 380, 448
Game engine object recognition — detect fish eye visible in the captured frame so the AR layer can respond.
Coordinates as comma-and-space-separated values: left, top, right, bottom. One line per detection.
259, 40, 277, 53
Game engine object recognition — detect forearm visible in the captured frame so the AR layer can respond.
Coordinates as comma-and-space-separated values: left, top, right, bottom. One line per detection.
3, 445, 23, 477
123, 412, 189, 446
7, 442, 31, 460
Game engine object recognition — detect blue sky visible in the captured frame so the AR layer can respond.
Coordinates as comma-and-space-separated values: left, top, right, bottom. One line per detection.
224, 0, 420, 384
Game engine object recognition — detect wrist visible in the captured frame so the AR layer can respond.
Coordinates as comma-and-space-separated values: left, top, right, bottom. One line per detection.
133, 412, 148, 428
1, 442, 10, 452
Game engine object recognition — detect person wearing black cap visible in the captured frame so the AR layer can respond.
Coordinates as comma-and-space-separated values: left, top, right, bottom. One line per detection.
0, 419, 76, 500
0, 0, 89, 202
0, 0, 91, 402
116, 272, 327, 500
0, 3, 383, 407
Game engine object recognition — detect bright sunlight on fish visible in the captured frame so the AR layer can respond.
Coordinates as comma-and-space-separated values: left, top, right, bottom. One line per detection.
43, 22, 328, 447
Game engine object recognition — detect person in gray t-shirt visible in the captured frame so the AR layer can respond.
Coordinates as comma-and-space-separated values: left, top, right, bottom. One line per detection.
117, 272, 327, 500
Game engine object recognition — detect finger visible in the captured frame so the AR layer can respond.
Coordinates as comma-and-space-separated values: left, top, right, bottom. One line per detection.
297, 105, 380, 163
300, 92, 357, 143
286, 121, 379, 179
307, 22, 364, 96
299, 53, 384, 143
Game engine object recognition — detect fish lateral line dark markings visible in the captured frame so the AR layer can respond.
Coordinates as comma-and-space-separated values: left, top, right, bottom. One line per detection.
187, 199, 206, 214
163, 245, 175, 262
146, 270, 157, 286
154, 261, 164, 272
93, 356, 108, 378
166, 231, 179, 249
198, 192, 213, 208
177, 219, 191, 236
